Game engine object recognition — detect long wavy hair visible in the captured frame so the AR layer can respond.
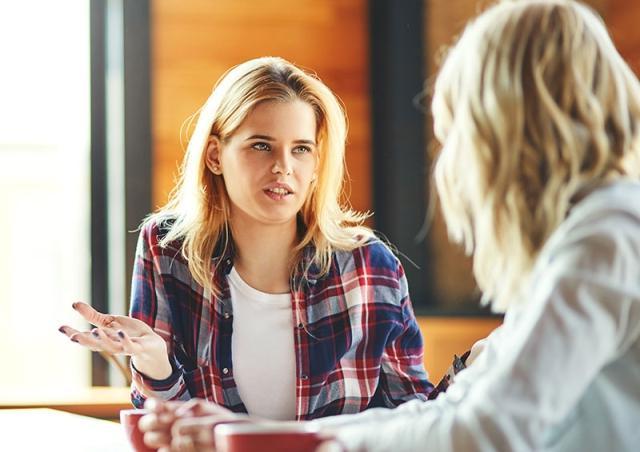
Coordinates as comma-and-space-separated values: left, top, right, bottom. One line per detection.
432, 0, 640, 312
152, 56, 371, 295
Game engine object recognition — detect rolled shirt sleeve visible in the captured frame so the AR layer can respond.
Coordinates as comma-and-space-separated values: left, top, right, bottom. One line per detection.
374, 261, 432, 406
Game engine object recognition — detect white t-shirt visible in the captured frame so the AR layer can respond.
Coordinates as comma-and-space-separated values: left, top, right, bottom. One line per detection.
227, 267, 296, 421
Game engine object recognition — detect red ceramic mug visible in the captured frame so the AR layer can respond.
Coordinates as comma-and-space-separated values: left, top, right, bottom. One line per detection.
120, 409, 157, 452
214, 422, 329, 452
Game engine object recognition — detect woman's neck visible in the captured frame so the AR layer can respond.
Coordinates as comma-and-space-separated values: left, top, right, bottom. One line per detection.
229, 218, 298, 294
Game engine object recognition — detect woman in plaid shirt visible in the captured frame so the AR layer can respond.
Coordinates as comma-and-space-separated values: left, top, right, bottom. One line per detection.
59, 57, 432, 424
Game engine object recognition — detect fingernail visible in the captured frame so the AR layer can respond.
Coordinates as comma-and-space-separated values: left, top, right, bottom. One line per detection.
117, 331, 125, 339
58, 327, 66, 334
71, 337, 79, 343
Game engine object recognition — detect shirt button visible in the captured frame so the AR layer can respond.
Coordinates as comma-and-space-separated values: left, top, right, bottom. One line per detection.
297, 323, 304, 329
301, 374, 308, 380
225, 258, 232, 265
222, 367, 229, 375
224, 312, 231, 319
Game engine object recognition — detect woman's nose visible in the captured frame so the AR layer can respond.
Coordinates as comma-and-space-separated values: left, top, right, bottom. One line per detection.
271, 152, 292, 175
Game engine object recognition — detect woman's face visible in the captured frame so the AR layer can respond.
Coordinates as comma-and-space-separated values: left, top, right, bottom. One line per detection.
209, 99, 318, 229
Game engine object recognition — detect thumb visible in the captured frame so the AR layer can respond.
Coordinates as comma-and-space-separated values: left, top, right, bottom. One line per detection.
72, 301, 115, 328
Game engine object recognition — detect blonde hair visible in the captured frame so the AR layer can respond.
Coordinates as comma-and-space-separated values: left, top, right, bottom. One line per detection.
432, 0, 640, 312
153, 57, 371, 295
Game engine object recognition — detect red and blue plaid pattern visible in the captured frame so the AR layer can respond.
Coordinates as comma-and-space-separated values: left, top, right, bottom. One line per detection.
130, 219, 433, 420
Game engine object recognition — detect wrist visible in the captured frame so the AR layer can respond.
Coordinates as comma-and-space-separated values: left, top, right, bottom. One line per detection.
132, 353, 173, 381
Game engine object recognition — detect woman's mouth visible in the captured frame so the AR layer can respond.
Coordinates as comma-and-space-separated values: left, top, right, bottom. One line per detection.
264, 187, 292, 200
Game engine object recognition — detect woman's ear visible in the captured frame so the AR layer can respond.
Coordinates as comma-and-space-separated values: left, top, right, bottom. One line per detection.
205, 136, 223, 175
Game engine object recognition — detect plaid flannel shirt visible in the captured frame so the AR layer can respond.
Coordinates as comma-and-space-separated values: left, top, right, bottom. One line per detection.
129, 219, 433, 420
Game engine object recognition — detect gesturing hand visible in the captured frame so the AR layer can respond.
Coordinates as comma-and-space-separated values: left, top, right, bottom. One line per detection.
58, 301, 172, 380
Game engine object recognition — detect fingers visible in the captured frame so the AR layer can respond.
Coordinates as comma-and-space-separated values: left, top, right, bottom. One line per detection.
140, 400, 179, 450
177, 398, 237, 418
144, 430, 172, 450
141, 399, 195, 450
72, 301, 117, 328
58, 324, 129, 355
170, 417, 216, 452
145, 398, 190, 412
59, 325, 101, 351
140, 403, 177, 432
175, 399, 207, 417
170, 433, 199, 452
140, 416, 171, 448
144, 398, 165, 413
91, 328, 130, 354
116, 329, 143, 355
58, 325, 80, 343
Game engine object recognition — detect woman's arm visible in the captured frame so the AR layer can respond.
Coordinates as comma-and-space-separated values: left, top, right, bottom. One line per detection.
128, 222, 193, 408
373, 286, 433, 406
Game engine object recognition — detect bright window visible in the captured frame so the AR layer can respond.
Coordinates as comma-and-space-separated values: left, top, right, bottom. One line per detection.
0, 0, 91, 392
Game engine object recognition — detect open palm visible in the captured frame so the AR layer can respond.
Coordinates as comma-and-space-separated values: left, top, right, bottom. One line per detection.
58, 302, 169, 377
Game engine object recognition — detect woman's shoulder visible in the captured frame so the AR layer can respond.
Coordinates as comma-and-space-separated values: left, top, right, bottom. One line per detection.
139, 213, 176, 236
138, 214, 182, 256
333, 235, 401, 272
538, 181, 640, 283
558, 181, 640, 246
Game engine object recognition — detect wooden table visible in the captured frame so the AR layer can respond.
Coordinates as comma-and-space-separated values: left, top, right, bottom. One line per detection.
0, 386, 132, 419
0, 408, 132, 451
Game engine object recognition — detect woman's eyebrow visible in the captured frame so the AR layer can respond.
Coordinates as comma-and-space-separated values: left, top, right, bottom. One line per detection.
245, 134, 316, 146
292, 139, 316, 146
245, 134, 275, 141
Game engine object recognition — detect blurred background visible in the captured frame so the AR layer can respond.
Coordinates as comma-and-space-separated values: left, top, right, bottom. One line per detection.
0, 0, 636, 417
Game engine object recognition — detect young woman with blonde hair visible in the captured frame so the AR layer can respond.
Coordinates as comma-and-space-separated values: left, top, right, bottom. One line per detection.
140, 1, 640, 450
59, 56, 432, 424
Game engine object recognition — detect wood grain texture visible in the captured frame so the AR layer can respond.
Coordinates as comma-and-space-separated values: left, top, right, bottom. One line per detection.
607, 0, 640, 75
417, 316, 503, 382
151, 0, 371, 213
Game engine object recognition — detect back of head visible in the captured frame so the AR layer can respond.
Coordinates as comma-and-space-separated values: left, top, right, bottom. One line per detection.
432, 0, 640, 311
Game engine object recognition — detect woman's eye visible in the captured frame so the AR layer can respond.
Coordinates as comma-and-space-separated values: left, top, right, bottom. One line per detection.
293, 145, 312, 154
251, 142, 270, 151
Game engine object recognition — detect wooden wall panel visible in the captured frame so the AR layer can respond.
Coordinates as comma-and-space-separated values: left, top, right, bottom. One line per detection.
151, 0, 370, 213
608, 0, 640, 75
423, 0, 483, 308
418, 316, 502, 381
